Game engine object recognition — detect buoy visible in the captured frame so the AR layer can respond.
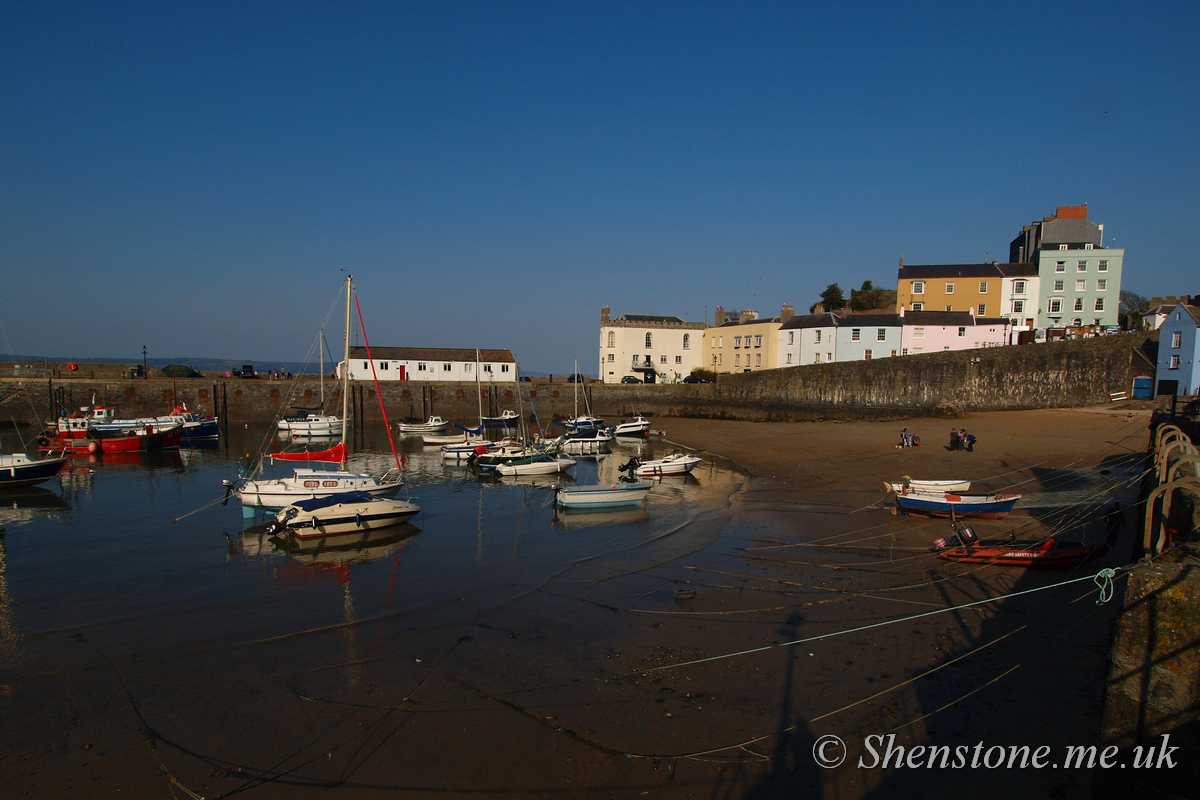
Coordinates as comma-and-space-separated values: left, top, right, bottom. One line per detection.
68, 362, 78, 371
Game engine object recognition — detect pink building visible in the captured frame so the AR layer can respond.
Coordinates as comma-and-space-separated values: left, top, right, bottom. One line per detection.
899, 310, 1010, 356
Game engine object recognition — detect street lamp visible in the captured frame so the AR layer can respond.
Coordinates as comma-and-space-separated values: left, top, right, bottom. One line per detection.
142, 345, 147, 379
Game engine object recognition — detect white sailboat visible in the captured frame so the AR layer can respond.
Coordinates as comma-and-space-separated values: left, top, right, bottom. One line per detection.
277, 327, 345, 437
231, 276, 405, 512
556, 359, 603, 432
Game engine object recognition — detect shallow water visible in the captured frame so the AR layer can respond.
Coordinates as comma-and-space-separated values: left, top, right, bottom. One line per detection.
0, 425, 743, 687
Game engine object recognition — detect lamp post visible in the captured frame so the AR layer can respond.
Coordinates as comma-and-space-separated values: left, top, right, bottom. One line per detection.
142, 345, 147, 380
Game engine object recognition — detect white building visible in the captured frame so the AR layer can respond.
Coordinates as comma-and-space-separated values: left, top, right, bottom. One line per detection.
339, 346, 517, 382
599, 307, 707, 383
778, 312, 841, 366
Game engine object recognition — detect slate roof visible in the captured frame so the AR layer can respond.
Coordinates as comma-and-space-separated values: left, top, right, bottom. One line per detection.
780, 312, 843, 330
838, 314, 901, 327
901, 311, 1011, 326
348, 347, 516, 363
615, 314, 688, 323
898, 263, 1033, 280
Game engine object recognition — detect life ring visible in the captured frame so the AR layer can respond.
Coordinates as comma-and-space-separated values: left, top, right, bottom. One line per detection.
68, 362, 78, 371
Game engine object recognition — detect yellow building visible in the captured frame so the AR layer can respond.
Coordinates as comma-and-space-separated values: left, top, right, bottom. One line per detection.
702, 306, 791, 374
896, 260, 1033, 320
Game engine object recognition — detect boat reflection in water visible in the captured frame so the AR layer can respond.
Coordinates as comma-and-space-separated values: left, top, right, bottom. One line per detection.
240, 523, 422, 572
0, 488, 72, 531
551, 505, 650, 530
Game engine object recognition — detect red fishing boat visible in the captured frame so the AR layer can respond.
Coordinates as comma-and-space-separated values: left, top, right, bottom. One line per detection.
88, 423, 183, 453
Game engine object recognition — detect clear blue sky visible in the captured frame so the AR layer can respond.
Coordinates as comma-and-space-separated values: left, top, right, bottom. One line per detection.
2, 2, 1197, 375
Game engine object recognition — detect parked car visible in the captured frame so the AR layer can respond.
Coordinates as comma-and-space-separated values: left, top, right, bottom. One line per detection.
683, 375, 710, 384
233, 364, 257, 378
567, 373, 587, 383
621, 375, 641, 384
518, 376, 532, 382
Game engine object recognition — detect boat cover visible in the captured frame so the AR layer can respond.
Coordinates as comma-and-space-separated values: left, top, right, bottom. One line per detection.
290, 490, 378, 512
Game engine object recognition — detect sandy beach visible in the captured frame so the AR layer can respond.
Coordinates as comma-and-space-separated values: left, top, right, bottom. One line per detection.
0, 406, 1154, 799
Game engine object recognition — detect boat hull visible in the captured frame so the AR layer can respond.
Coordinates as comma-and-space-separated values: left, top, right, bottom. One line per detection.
237, 471, 404, 510
887, 479, 971, 493
496, 456, 576, 476
631, 454, 701, 477
895, 492, 1019, 519
0, 454, 68, 488
553, 482, 651, 508
275, 496, 421, 538
91, 425, 183, 452
939, 541, 1108, 567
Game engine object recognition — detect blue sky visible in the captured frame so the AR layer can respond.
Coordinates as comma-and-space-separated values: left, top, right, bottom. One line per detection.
2, 2, 1197, 375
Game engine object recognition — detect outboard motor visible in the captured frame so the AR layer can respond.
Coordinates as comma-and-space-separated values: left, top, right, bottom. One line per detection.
221, 479, 235, 506
617, 458, 640, 473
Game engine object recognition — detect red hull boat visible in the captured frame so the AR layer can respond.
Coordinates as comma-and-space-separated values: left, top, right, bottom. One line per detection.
269, 442, 347, 464
89, 424, 183, 453
939, 539, 1109, 568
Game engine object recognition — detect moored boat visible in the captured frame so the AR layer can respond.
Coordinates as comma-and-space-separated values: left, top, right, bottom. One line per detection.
893, 488, 1020, 519
937, 539, 1109, 568
481, 410, 520, 429
619, 451, 701, 477
885, 478, 971, 494
551, 482, 652, 508
0, 453, 69, 488
495, 453, 576, 476
89, 423, 184, 453
608, 415, 651, 438
397, 416, 450, 434
270, 490, 421, 538
277, 412, 343, 437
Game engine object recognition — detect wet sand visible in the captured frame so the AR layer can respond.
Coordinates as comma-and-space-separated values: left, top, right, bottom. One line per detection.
0, 407, 1155, 798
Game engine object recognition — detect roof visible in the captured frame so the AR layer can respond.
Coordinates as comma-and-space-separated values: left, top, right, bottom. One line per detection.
614, 314, 688, 324
780, 312, 842, 330
899, 264, 1003, 280
714, 316, 781, 328
347, 347, 516, 363
997, 263, 1038, 277
902, 311, 1011, 326
839, 314, 901, 327
1162, 305, 1200, 326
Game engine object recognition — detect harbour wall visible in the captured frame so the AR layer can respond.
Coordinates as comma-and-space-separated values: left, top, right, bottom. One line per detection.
0, 332, 1160, 428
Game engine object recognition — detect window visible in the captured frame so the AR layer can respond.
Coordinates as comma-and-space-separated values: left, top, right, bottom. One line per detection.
902, 348, 909, 355
1056, 261, 1066, 272
911, 302, 923, 311
912, 348, 923, 354
1076, 280, 1086, 291
957, 327, 966, 338
675, 355, 682, 363
381, 362, 389, 370
891, 350, 897, 357
1098, 260, 1108, 272
945, 306, 952, 312
1085, 243, 1094, 250
877, 328, 886, 341
815, 354, 821, 363
787, 353, 793, 364
1014, 280, 1026, 294
754, 335, 762, 347
483, 364, 492, 373
914, 327, 925, 339
718, 337, 723, 347
787, 331, 794, 345
1073, 318, 1083, 327
851, 328, 861, 342
465, 363, 473, 373
1074, 298, 1084, 312
1049, 299, 1063, 313
1012, 300, 1025, 313
1172, 332, 1182, 348
979, 281, 988, 293
660, 355, 667, 364
864, 350, 873, 360
1077, 260, 1087, 272
607, 332, 615, 347
912, 281, 925, 294
977, 304, 986, 316
501, 364, 510, 373
607, 353, 614, 362
718, 354, 722, 365
734, 354, 741, 367
826, 353, 832, 362
1170, 355, 1181, 369
683, 334, 690, 350
632, 355, 640, 365
645, 333, 652, 348
443, 363, 452, 371
946, 282, 955, 294
1059, 244, 1068, 251
815, 330, 822, 343
363, 361, 369, 369
734, 336, 742, 348
417, 362, 427, 371
1054, 280, 1064, 292
1097, 279, 1107, 291
755, 354, 761, 367
1094, 298, 1104, 312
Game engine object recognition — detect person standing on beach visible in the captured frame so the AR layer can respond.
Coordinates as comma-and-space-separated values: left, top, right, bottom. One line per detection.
949, 429, 960, 451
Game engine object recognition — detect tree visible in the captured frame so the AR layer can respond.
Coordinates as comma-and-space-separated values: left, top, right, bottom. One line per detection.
1118, 291, 1150, 330
814, 283, 845, 313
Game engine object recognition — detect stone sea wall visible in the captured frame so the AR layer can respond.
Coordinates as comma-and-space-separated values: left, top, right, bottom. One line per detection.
0, 332, 1157, 427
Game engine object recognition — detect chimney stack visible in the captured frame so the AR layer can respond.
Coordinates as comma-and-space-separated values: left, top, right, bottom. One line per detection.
715, 306, 724, 326
739, 310, 758, 324
781, 304, 794, 323
601, 306, 610, 323
899, 257, 904, 268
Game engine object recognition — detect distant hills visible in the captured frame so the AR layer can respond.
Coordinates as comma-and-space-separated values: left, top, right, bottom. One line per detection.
3, 355, 328, 376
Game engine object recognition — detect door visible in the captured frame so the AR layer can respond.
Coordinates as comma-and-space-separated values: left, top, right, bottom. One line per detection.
1157, 379, 1179, 396
1133, 376, 1153, 398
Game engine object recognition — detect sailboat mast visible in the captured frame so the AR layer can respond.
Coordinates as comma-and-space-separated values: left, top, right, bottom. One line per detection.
475, 348, 483, 428
319, 327, 324, 403
341, 275, 352, 452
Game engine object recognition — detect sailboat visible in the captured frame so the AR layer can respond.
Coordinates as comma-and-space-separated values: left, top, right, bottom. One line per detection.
277, 328, 344, 437
555, 359, 604, 433
230, 276, 405, 513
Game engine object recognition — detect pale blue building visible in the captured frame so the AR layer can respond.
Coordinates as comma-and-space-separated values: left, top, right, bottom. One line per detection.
1155, 304, 1200, 397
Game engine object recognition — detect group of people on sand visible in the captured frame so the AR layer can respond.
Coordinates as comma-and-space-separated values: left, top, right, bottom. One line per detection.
948, 428, 976, 451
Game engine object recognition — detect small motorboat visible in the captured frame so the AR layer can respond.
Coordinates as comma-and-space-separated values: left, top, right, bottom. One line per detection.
558, 428, 613, 453
232, 467, 404, 510
608, 415, 651, 438
552, 482, 652, 509
885, 478, 971, 493
397, 416, 450, 435
619, 451, 701, 477
270, 490, 421, 539
423, 432, 469, 445
0, 453, 69, 489
893, 487, 1020, 519
277, 413, 343, 437
481, 410, 520, 429
938, 539, 1110, 568
495, 453, 576, 476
